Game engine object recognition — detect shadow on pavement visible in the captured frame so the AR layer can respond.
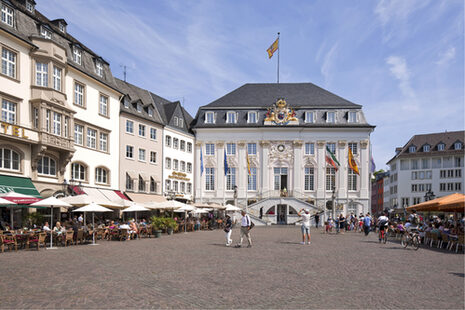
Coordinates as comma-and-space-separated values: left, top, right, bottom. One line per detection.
449, 272, 464, 278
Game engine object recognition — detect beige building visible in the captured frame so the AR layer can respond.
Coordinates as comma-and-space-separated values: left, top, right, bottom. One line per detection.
116, 79, 166, 203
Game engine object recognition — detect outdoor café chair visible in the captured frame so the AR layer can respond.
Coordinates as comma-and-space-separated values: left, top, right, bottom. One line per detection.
424, 231, 432, 246
440, 232, 450, 249
75, 230, 85, 245
455, 235, 464, 253
64, 231, 74, 246
27, 232, 46, 251
1, 234, 17, 252
430, 233, 440, 248
120, 229, 129, 241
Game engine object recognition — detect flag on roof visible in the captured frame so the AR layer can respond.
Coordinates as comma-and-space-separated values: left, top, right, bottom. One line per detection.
326, 146, 340, 170
348, 148, 360, 175
267, 37, 279, 59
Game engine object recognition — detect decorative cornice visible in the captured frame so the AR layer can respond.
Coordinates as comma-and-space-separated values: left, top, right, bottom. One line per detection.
360, 140, 369, 149
293, 140, 303, 147
338, 140, 346, 147
317, 140, 325, 148
259, 140, 270, 147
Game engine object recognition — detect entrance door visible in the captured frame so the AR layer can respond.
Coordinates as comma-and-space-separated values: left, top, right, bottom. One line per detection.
274, 167, 288, 191
277, 204, 287, 224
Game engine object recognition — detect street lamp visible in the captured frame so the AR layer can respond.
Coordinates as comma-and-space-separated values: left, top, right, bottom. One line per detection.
424, 190, 435, 201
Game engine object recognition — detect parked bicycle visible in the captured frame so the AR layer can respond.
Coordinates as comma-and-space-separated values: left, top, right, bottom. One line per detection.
401, 230, 420, 250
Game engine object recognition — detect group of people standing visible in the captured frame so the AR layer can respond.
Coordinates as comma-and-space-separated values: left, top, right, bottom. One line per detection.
224, 210, 253, 248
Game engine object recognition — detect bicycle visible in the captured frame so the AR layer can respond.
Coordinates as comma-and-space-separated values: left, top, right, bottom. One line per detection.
401, 230, 420, 250
378, 224, 388, 244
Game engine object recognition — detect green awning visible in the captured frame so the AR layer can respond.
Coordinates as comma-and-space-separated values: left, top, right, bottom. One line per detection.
0, 175, 41, 198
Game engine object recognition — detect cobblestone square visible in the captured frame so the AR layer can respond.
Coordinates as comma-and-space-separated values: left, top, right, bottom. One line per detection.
0, 226, 463, 309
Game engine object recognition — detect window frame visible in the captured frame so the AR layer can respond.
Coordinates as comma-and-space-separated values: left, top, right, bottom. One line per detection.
0, 147, 21, 172
71, 162, 87, 182
125, 120, 134, 134
126, 145, 134, 159
326, 111, 336, 123
40, 25, 52, 39
95, 167, 109, 185
73, 81, 85, 108
205, 111, 215, 124
1, 46, 17, 79
73, 46, 82, 65
98, 93, 109, 117
1, 3, 14, 27
226, 111, 237, 124
348, 111, 357, 123
150, 127, 157, 140
138, 148, 146, 162
95, 60, 103, 77
1, 98, 16, 124
304, 111, 314, 123
150, 151, 157, 164
138, 124, 146, 137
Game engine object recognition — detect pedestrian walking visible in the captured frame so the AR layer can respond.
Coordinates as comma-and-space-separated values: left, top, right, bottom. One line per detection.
235, 210, 252, 248
224, 214, 233, 246
314, 213, 320, 228
297, 209, 311, 245
363, 212, 371, 236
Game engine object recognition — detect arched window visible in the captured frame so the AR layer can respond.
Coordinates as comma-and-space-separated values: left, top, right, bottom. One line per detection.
71, 162, 86, 181
0, 148, 20, 171
37, 156, 56, 176
95, 167, 108, 184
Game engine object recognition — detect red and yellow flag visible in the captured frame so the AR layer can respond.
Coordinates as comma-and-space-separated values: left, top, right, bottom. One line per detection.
267, 38, 279, 59
348, 148, 360, 175
246, 151, 251, 175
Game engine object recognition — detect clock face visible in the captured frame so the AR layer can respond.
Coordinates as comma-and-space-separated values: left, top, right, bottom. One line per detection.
277, 144, 285, 152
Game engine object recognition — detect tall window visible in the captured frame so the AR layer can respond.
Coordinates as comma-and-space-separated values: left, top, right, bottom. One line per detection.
326, 111, 335, 123
99, 95, 108, 117
180, 161, 186, 172
148, 107, 153, 117
179, 118, 183, 128
46, 110, 50, 132
348, 169, 357, 191
74, 82, 84, 106
150, 177, 156, 193
150, 128, 157, 140
37, 156, 56, 176
99, 133, 108, 152
173, 159, 179, 170
173, 138, 179, 149
348, 111, 357, 123
305, 111, 314, 123
165, 157, 171, 169
180, 182, 185, 193
326, 143, 336, 154
187, 162, 192, 173
64, 116, 69, 138
126, 120, 133, 133
205, 167, 215, 190
87, 128, 96, 149
1, 4, 14, 26
206, 143, 215, 155
73, 47, 81, 65
71, 163, 86, 181
95, 167, 108, 184
248, 167, 257, 191
138, 124, 145, 137
305, 143, 314, 155
96, 61, 103, 77
126, 145, 133, 158
0, 148, 20, 171
52, 112, 61, 136
1, 99, 16, 124
165, 136, 171, 147
187, 142, 192, 153
138, 175, 145, 192
180, 140, 186, 151
138, 148, 146, 161
226, 111, 236, 124
150, 151, 157, 164
52, 66, 61, 91
173, 117, 178, 126
36, 62, 48, 87
247, 143, 257, 155
348, 142, 357, 155
136, 103, 142, 113
187, 183, 192, 194
248, 111, 257, 123
226, 167, 236, 190
226, 143, 236, 155
1, 47, 16, 78
74, 124, 83, 145
205, 112, 214, 124
326, 167, 336, 191
126, 173, 133, 190
173, 181, 178, 192
304, 167, 314, 191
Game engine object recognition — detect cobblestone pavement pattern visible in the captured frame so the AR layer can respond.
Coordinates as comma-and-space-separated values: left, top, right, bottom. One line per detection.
0, 226, 463, 309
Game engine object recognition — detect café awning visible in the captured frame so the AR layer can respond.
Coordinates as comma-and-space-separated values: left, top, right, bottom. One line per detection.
126, 192, 167, 204
406, 193, 465, 213
0, 175, 41, 204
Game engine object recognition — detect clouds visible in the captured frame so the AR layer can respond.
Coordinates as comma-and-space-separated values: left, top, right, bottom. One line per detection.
385, 56, 416, 101
320, 43, 339, 88
436, 47, 456, 65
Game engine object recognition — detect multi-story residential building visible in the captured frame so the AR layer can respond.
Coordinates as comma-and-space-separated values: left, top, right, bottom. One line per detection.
192, 83, 375, 224
116, 79, 165, 203
386, 130, 464, 210
0, 0, 122, 225
371, 171, 388, 215
156, 99, 195, 202
383, 172, 390, 212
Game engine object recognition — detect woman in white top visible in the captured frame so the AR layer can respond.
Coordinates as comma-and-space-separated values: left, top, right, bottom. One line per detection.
297, 209, 311, 245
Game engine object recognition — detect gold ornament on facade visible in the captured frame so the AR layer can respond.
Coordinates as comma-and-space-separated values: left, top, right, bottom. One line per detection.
264, 98, 298, 125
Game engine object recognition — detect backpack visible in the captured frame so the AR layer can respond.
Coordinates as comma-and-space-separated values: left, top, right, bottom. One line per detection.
412, 214, 419, 225
247, 215, 255, 229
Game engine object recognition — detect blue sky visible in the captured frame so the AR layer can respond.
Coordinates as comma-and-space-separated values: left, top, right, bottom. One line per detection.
38, 0, 464, 171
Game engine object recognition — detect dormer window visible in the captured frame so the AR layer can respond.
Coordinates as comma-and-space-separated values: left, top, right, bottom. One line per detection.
26, 1, 35, 13
348, 111, 357, 123
326, 111, 335, 123
179, 118, 183, 128
95, 60, 103, 77
148, 107, 153, 117
438, 143, 445, 151
174, 116, 178, 126
58, 22, 66, 33
226, 111, 236, 124
136, 103, 142, 113
205, 112, 215, 124
73, 47, 81, 65
1, 3, 14, 27
248, 111, 257, 123
408, 146, 416, 153
123, 99, 129, 109
423, 145, 430, 152
40, 26, 52, 39
305, 111, 314, 123
454, 142, 462, 150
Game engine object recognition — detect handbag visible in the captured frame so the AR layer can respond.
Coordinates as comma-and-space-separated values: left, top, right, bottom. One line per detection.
224, 227, 230, 233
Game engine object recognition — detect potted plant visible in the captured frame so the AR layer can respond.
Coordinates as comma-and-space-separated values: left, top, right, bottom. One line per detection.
164, 218, 177, 235
150, 216, 163, 238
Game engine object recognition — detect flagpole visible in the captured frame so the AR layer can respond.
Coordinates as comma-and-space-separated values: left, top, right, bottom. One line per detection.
223, 147, 226, 206
277, 32, 280, 84
347, 146, 349, 215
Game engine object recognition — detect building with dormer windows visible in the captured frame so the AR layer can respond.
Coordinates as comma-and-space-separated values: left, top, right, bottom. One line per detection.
386, 130, 464, 210
192, 83, 375, 224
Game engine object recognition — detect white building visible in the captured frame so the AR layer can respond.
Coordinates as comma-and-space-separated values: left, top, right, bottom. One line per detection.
192, 83, 375, 224
386, 130, 464, 210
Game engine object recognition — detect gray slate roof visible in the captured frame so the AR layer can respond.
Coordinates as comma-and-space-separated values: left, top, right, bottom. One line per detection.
204, 83, 362, 108
387, 130, 465, 164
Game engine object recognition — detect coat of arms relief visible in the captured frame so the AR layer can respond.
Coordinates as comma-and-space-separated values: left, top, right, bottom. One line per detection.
264, 99, 298, 126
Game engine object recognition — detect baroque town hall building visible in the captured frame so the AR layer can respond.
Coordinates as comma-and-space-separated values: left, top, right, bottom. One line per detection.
193, 83, 375, 224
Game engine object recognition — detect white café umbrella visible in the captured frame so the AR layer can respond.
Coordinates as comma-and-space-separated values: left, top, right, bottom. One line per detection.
30, 197, 72, 249
225, 204, 241, 211
174, 205, 196, 233
72, 203, 112, 245
122, 203, 149, 221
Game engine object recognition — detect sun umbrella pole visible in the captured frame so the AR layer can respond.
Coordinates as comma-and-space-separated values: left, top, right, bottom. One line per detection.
9, 206, 13, 230
184, 211, 187, 233
49, 206, 54, 249
92, 212, 95, 245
